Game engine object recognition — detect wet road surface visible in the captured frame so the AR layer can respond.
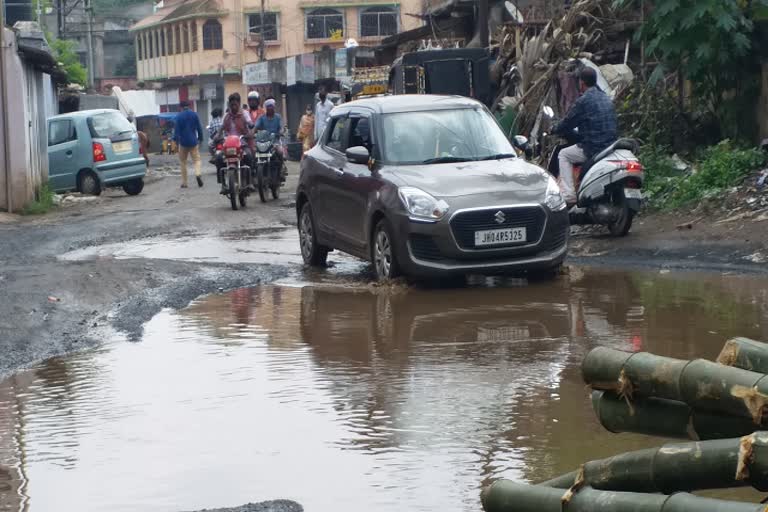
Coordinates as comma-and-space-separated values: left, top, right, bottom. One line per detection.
2, 268, 768, 511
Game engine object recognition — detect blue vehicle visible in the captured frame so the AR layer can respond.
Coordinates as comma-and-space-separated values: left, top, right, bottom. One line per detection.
47, 109, 147, 196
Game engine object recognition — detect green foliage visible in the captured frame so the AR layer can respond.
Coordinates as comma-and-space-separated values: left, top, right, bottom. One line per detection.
22, 184, 56, 215
49, 35, 87, 85
642, 141, 765, 209
615, 0, 766, 141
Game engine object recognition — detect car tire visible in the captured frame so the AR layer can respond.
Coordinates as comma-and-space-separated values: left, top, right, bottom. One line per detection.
372, 218, 401, 281
299, 203, 328, 266
122, 178, 144, 196
79, 171, 101, 196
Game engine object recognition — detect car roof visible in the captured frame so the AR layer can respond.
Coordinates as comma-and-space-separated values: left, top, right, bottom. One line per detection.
333, 94, 483, 115
48, 109, 122, 120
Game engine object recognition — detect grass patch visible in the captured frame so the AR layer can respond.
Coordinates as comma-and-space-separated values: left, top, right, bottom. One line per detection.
642, 141, 765, 210
22, 183, 56, 215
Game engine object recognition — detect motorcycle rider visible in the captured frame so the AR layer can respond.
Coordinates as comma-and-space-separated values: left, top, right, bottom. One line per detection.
215, 93, 255, 193
247, 91, 265, 124
553, 66, 617, 206
254, 97, 286, 183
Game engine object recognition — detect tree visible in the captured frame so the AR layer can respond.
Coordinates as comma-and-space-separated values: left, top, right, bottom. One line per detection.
49, 36, 87, 85
617, 0, 768, 140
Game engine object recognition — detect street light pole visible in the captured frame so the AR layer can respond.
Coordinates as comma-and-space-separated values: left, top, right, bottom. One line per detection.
85, 0, 94, 88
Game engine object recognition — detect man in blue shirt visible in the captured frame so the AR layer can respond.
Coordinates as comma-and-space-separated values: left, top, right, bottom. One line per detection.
553, 67, 617, 205
254, 98, 286, 183
173, 100, 205, 188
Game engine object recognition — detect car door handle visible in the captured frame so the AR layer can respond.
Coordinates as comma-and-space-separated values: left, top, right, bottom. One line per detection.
333, 168, 344, 176
65, 150, 73, 156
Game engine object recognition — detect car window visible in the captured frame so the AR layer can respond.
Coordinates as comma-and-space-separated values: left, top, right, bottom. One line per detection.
348, 117, 371, 152
379, 107, 515, 165
87, 111, 134, 139
48, 120, 76, 146
325, 116, 348, 152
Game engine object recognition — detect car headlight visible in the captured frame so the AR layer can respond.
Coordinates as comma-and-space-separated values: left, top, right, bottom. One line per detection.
256, 142, 271, 152
545, 176, 566, 211
398, 187, 449, 221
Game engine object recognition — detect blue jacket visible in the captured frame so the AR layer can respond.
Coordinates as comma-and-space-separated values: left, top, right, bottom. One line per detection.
553, 86, 617, 158
173, 108, 203, 148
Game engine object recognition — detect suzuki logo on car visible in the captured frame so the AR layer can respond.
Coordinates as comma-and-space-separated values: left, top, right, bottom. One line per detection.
494, 211, 506, 224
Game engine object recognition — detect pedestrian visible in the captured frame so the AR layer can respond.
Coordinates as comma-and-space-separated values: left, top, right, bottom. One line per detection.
127, 113, 150, 167
207, 107, 223, 158
297, 105, 315, 158
247, 91, 265, 125
314, 87, 334, 142
173, 100, 204, 188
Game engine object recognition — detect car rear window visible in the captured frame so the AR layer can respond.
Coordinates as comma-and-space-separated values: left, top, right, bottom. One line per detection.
87, 111, 135, 139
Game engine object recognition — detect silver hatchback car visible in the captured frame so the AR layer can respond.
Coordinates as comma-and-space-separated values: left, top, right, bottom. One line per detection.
296, 95, 569, 280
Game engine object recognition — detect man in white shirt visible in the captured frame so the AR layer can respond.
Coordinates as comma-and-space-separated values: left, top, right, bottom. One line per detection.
314, 87, 334, 142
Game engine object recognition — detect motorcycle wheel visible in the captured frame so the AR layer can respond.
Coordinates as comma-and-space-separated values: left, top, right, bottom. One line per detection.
607, 189, 634, 237
228, 171, 238, 211
257, 165, 267, 203
239, 191, 247, 208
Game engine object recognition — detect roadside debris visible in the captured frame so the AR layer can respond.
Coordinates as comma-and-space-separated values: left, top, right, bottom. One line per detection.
47, 296, 61, 303
53, 193, 100, 206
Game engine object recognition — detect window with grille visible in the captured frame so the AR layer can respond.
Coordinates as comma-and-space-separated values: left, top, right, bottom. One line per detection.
360, 6, 397, 37
203, 19, 223, 49
247, 12, 278, 41
305, 8, 343, 40
191, 21, 198, 51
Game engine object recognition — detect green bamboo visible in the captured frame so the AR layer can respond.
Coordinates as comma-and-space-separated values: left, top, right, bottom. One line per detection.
539, 431, 768, 492
482, 480, 767, 512
582, 347, 768, 424
590, 391, 757, 440
718, 338, 768, 374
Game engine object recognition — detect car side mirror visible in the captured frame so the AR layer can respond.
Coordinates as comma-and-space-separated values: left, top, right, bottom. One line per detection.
346, 146, 370, 165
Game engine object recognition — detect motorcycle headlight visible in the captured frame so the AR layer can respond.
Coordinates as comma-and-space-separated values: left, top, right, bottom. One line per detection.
256, 142, 271, 152
545, 176, 566, 211
398, 187, 449, 222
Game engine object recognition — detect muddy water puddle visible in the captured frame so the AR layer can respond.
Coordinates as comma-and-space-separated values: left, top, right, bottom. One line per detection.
3, 269, 768, 511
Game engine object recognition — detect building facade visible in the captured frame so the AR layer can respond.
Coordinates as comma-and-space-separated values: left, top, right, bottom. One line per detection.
130, 0, 424, 123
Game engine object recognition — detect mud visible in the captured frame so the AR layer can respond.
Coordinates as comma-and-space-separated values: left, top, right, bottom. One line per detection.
2, 269, 768, 511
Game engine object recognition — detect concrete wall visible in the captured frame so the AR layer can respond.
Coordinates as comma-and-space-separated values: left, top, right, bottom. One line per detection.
0, 27, 56, 213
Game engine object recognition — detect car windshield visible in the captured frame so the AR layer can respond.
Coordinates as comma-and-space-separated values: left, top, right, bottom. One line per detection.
88, 111, 134, 139
380, 107, 516, 165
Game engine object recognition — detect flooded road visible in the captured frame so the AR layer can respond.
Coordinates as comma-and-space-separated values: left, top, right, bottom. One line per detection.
2, 269, 768, 511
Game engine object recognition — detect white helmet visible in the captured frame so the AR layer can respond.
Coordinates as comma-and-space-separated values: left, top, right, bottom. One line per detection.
247, 91, 259, 99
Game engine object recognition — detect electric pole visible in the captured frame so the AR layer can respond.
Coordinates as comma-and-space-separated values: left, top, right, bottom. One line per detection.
85, 0, 94, 87
478, 0, 489, 48
258, 0, 265, 61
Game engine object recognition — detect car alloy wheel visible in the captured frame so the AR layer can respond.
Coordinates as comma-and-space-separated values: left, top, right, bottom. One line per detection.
374, 228, 393, 279
299, 208, 314, 261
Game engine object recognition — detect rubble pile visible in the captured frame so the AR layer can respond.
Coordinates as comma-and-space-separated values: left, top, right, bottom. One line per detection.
491, 0, 638, 138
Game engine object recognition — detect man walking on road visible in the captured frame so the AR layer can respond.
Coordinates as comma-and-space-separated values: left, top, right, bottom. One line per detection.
314, 87, 334, 142
174, 100, 204, 188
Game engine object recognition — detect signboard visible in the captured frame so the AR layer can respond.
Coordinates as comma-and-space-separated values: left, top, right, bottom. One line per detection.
300, 53, 315, 82
202, 83, 217, 100
243, 61, 269, 85
286, 56, 297, 86
335, 49, 348, 83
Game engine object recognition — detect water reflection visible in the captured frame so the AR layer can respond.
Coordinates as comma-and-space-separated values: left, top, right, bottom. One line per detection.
1, 270, 768, 511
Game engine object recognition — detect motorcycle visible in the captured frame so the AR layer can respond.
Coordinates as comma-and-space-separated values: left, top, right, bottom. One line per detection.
253, 130, 284, 203
220, 135, 253, 211
514, 106, 644, 237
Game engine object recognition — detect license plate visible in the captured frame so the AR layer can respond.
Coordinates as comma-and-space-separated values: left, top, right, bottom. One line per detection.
112, 141, 132, 154
624, 188, 643, 200
474, 227, 527, 246
256, 153, 271, 158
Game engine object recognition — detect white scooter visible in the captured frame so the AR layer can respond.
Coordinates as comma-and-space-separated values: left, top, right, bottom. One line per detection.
514, 106, 644, 236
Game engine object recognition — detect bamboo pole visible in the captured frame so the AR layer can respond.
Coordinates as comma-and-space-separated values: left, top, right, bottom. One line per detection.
482, 480, 767, 512
582, 347, 768, 424
539, 432, 768, 493
590, 391, 756, 441
718, 338, 768, 374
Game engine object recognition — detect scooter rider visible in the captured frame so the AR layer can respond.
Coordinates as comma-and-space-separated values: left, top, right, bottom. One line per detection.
553, 67, 618, 206
215, 93, 255, 193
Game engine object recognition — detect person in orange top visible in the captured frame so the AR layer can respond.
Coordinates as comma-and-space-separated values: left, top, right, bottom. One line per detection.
247, 91, 265, 125
297, 105, 315, 159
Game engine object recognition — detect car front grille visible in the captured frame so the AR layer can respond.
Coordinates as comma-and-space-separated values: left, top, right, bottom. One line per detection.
450, 206, 547, 250
409, 234, 443, 261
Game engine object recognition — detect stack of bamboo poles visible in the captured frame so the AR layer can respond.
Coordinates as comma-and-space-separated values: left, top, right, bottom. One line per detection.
482, 338, 768, 512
